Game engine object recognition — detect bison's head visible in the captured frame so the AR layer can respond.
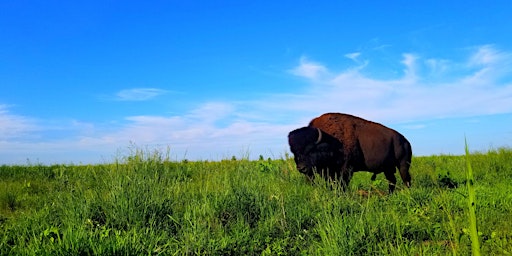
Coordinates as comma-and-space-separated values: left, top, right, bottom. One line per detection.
288, 127, 344, 179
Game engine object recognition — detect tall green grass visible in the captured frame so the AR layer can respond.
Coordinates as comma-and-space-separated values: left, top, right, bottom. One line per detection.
465, 140, 481, 256
0, 147, 511, 255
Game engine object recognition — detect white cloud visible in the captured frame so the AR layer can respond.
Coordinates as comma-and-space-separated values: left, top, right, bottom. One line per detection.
115, 88, 168, 101
282, 45, 512, 123
425, 58, 451, 77
401, 53, 418, 81
49, 101, 296, 162
0, 105, 39, 140
463, 45, 512, 84
344, 52, 361, 62
187, 102, 235, 123
290, 56, 329, 80
468, 44, 504, 66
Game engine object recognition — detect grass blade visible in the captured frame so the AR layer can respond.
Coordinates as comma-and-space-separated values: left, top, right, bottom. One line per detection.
465, 139, 481, 256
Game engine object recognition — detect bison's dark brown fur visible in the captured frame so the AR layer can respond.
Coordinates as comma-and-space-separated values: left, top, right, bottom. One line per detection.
308, 113, 412, 192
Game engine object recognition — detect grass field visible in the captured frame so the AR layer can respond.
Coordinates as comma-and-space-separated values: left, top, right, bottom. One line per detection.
1, 147, 511, 255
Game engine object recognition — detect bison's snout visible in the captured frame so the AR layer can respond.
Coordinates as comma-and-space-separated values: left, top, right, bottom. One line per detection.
295, 162, 313, 175
299, 167, 310, 174
296, 164, 308, 174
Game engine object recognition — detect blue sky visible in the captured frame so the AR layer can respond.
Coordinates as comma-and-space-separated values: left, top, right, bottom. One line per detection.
1, 1, 512, 164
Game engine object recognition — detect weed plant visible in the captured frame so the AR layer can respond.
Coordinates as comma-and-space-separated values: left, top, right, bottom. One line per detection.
0, 148, 511, 255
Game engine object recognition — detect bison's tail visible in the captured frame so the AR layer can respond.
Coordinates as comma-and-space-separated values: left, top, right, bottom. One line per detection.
396, 137, 412, 188
398, 161, 412, 188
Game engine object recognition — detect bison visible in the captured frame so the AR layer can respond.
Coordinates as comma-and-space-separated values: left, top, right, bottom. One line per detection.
288, 113, 412, 193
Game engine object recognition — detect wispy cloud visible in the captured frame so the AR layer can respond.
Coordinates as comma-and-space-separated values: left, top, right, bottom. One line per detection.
290, 56, 328, 80
281, 45, 512, 123
115, 88, 168, 101
464, 45, 512, 84
468, 45, 506, 66
344, 52, 361, 62
0, 105, 38, 140
65, 101, 296, 161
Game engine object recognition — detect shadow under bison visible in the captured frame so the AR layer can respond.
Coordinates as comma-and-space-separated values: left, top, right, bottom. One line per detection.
288, 113, 412, 193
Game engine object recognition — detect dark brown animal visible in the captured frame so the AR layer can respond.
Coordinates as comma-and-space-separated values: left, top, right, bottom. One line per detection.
309, 113, 412, 192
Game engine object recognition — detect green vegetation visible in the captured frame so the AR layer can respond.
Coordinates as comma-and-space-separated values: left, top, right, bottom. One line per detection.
465, 140, 481, 256
1, 147, 511, 255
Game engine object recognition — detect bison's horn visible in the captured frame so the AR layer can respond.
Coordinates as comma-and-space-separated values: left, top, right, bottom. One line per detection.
315, 128, 322, 144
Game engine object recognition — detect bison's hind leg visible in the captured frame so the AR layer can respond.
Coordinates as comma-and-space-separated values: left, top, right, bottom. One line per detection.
384, 170, 397, 193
